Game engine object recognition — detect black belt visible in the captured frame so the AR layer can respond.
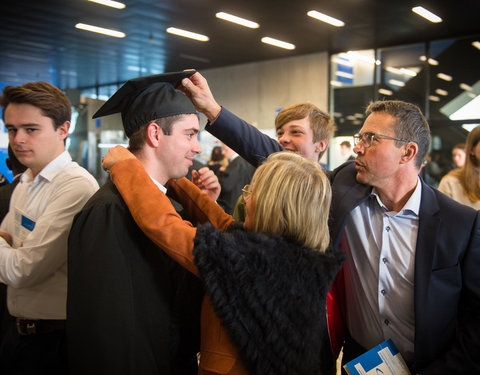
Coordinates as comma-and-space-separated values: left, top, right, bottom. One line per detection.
16, 318, 66, 335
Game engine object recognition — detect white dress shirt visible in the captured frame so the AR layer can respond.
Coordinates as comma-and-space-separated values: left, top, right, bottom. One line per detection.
341, 177, 422, 363
0, 151, 98, 319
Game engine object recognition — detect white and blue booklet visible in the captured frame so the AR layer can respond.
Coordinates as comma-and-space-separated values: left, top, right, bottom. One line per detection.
343, 339, 411, 375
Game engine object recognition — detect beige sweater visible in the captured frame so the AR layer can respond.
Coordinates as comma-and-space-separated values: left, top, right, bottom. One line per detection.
438, 174, 480, 210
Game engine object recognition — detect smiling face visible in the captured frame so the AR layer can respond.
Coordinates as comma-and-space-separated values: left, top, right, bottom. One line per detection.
353, 112, 406, 189
275, 117, 322, 162
5, 102, 68, 177
156, 114, 201, 181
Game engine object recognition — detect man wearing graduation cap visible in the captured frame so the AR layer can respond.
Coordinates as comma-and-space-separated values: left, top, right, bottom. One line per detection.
67, 71, 217, 375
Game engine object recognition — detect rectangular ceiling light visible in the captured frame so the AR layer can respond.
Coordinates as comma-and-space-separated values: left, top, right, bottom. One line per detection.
261, 37, 295, 50
75, 23, 125, 38
389, 79, 405, 87
419, 56, 439, 65
385, 66, 417, 77
88, 0, 125, 9
437, 73, 452, 81
307, 10, 345, 27
216, 12, 259, 28
412, 6, 442, 23
472, 41, 480, 50
344, 51, 381, 65
378, 88, 393, 96
436, 88, 448, 96
460, 83, 472, 91
166, 27, 209, 42
336, 71, 354, 79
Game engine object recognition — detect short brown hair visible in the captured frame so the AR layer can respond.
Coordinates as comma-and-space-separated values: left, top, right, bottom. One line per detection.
365, 100, 430, 169
275, 102, 336, 159
128, 114, 187, 153
0, 82, 71, 129
249, 152, 331, 252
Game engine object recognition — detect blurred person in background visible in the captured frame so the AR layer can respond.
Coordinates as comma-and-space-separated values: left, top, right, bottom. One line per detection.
451, 143, 466, 169
438, 127, 480, 209
217, 143, 255, 215
207, 145, 228, 176
339, 140, 355, 162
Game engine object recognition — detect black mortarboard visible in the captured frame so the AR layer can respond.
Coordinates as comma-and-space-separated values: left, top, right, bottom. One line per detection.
93, 70, 197, 137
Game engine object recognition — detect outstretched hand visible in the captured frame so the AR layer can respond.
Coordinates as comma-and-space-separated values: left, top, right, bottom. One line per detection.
102, 145, 136, 172
179, 72, 222, 122
191, 167, 221, 201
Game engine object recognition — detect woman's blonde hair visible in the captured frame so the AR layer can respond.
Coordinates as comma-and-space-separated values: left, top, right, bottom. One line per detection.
248, 152, 331, 252
450, 126, 480, 202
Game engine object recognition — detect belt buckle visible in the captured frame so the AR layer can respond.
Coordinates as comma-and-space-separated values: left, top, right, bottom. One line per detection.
16, 319, 36, 335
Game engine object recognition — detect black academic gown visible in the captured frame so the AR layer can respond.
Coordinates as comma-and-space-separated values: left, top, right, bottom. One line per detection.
67, 179, 203, 375
0, 176, 20, 341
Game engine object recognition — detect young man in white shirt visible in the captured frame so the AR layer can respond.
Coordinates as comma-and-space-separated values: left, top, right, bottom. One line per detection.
0, 81, 99, 374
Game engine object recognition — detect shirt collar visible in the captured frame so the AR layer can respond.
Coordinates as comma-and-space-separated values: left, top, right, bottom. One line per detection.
149, 176, 167, 194
371, 176, 422, 216
21, 151, 71, 184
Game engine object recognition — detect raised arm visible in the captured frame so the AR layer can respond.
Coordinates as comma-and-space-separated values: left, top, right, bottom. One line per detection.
181, 72, 283, 168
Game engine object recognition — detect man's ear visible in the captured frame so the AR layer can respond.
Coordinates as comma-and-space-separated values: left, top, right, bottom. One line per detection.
400, 142, 418, 164
146, 122, 162, 147
56, 121, 70, 140
315, 139, 328, 153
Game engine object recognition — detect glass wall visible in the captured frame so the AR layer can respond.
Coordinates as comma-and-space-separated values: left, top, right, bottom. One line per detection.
329, 35, 480, 186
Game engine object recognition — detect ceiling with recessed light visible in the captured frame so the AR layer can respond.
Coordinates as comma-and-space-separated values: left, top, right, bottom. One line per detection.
1, 0, 479, 90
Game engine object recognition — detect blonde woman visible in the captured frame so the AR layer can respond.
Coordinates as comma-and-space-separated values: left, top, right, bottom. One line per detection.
438, 126, 480, 209
102, 148, 343, 375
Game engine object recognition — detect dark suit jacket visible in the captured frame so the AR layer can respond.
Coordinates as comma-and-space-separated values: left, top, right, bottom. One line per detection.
330, 162, 480, 374
206, 108, 282, 168
206, 108, 480, 374
218, 156, 255, 215
67, 180, 203, 375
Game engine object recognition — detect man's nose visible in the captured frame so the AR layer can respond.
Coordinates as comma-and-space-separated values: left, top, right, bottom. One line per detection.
192, 137, 202, 154
353, 142, 364, 154
278, 134, 289, 144
12, 131, 25, 144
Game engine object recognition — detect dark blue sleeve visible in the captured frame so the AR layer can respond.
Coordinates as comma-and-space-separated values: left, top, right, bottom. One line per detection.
421, 210, 480, 374
205, 107, 284, 168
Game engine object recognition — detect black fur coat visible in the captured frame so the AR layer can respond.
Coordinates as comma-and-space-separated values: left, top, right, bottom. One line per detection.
193, 223, 344, 375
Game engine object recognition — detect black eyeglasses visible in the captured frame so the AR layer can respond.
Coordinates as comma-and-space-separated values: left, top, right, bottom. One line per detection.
353, 132, 411, 148
242, 184, 252, 200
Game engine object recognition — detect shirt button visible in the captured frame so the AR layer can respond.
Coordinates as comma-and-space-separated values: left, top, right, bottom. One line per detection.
382, 257, 388, 264
386, 226, 391, 232
381, 289, 386, 295
384, 319, 390, 325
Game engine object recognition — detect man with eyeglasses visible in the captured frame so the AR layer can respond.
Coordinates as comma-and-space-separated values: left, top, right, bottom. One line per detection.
330, 100, 479, 374
180, 73, 480, 375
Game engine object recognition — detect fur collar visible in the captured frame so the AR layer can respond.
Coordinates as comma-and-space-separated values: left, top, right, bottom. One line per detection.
193, 223, 344, 375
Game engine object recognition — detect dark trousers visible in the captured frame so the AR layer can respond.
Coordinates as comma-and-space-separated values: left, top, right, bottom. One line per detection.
0, 320, 67, 375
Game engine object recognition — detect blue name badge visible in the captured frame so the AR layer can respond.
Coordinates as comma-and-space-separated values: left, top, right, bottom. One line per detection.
21, 215, 36, 232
